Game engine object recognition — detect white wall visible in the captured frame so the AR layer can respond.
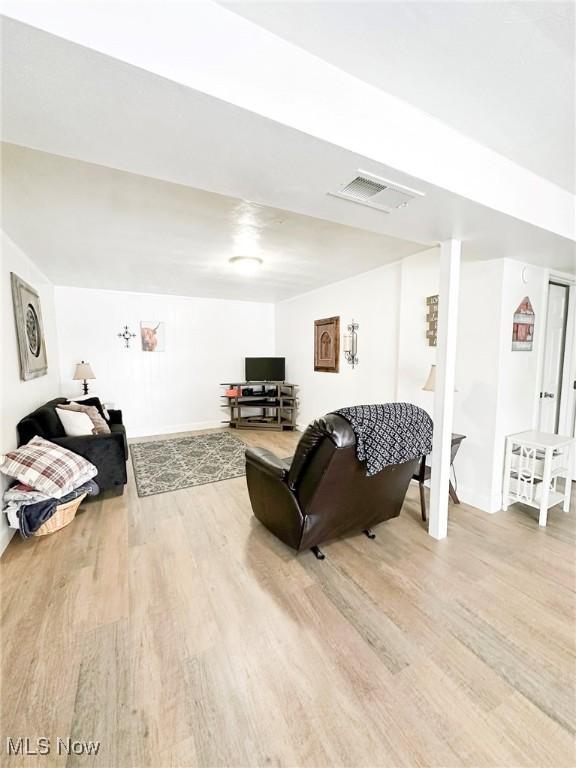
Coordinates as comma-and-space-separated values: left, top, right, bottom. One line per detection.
276, 248, 504, 510
0, 232, 60, 555
275, 260, 403, 428
399, 255, 549, 511
278, 247, 548, 514
396, 247, 440, 413
490, 259, 548, 506
397, 253, 547, 511
395, 250, 501, 511
453, 260, 506, 511
54, 287, 275, 437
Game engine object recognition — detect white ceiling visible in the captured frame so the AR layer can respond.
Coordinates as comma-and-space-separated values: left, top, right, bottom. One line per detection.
1, 144, 424, 302
222, 1, 575, 193
1, 15, 574, 300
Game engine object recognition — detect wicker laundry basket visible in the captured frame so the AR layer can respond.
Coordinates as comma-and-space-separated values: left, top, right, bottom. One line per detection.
33, 492, 87, 537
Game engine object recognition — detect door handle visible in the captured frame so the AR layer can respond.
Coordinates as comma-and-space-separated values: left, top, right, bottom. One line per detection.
540, 392, 555, 399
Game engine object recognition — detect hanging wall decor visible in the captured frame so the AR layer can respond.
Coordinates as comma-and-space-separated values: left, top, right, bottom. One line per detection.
343, 319, 359, 368
314, 316, 340, 372
118, 325, 137, 348
140, 321, 165, 352
511, 296, 535, 351
11, 272, 48, 380
426, 295, 439, 347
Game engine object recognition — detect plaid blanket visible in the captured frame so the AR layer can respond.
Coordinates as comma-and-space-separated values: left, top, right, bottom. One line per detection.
333, 403, 433, 476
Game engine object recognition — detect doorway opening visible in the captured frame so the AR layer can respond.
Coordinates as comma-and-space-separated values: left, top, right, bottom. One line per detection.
538, 279, 575, 476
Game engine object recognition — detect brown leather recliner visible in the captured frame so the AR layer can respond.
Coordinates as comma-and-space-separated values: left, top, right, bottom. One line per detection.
245, 413, 419, 557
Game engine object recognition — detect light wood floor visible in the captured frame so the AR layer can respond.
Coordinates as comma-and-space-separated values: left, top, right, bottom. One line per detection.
1, 428, 575, 767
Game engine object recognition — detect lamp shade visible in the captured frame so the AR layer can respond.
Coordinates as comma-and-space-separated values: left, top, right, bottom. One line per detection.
422, 364, 436, 392
73, 361, 96, 381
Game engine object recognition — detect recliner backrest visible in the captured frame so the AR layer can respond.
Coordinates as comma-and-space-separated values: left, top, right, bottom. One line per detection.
287, 413, 355, 490
294, 412, 418, 548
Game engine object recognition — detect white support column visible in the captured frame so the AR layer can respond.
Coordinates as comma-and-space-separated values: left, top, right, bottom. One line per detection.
428, 239, 461, 540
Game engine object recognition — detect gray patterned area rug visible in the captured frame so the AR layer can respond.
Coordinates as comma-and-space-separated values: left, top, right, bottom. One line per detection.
130, 432, 248, 497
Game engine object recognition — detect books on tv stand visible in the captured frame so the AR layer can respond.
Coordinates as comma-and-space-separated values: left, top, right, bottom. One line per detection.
220, 381, 297, 431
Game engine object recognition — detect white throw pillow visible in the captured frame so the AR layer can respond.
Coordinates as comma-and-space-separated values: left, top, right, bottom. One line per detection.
56, 407, 95, 437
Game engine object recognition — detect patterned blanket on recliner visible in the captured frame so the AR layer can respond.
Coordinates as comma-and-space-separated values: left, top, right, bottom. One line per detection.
333, 403, 433, 477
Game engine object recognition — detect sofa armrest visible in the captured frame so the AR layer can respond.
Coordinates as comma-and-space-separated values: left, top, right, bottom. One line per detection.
245, 447, 289, 481
107, 409, 123, 425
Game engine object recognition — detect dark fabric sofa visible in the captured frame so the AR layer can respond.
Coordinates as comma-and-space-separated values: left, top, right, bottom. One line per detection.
245, 413, 418, 556
17, 397, 128, 493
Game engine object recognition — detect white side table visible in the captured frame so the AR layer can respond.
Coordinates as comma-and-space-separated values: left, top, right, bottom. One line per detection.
503, 431, 574, 526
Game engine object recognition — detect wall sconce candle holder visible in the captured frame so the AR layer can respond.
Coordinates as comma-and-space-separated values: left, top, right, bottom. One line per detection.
343, 319, 359, 368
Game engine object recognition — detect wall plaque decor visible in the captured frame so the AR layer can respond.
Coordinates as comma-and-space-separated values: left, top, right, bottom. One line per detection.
426, 294, 439, 347
140, 321, 165, 352
118, 325, 137, 348
512, 296, 535, 351
314, 316, 340, 372
11, 272, 48, 380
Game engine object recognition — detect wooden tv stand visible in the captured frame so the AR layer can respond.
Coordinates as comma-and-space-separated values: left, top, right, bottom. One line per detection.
221, 381, 297, 431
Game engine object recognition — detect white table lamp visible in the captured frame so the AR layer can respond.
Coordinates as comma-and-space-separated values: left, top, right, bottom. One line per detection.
73, 361, 96, 395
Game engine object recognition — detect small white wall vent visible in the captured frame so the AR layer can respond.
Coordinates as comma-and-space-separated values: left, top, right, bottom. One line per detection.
329, 170, 425, 213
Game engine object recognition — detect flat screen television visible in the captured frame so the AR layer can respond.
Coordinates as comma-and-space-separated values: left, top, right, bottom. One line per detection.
245, 357, 285, 382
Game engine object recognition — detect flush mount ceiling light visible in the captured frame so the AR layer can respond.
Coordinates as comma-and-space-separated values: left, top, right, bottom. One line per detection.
229, 256, 263, 275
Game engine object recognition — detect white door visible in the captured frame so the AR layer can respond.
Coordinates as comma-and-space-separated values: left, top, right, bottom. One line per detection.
557, 285, 576, 477
538, 283, 569, 434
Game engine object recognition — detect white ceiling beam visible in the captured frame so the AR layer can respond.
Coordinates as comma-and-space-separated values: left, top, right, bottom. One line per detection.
2, 0, 574, 243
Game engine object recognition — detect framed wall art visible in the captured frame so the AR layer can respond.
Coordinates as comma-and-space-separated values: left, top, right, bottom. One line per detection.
314, 316, 340, 372
426, 294, 439, 347
11, 272, 48, 380
140, 321, 165, 352
511, 296, 535, 351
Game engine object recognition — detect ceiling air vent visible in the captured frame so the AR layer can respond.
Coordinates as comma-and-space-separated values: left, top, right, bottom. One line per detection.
340, 176, 387, 201
329, 170, 425, 213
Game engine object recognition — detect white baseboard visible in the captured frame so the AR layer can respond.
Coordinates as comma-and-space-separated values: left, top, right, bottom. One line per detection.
409, 479, 501, 515
128, 420, 224, 439
456, 485, 502, 514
